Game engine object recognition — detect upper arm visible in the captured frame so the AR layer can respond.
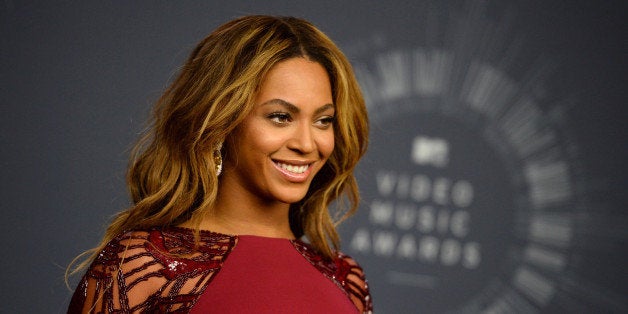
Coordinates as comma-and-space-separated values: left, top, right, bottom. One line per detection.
68, 232, 166, 313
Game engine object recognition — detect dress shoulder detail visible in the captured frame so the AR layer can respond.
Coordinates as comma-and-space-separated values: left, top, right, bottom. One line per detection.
334, 252, 373, 313
292, 241, 373, 313
68, 228, 236, 314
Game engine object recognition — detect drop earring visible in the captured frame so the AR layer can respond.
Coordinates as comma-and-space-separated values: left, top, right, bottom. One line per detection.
214, 142, 223, 176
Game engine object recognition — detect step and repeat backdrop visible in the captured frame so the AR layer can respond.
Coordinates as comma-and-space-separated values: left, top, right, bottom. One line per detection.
2, 1, 626, 313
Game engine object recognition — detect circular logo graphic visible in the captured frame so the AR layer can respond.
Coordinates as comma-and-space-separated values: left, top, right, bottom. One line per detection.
340, 46, 580, 313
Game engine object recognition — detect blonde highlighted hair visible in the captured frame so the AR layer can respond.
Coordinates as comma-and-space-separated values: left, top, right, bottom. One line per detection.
69, 15, 368, 277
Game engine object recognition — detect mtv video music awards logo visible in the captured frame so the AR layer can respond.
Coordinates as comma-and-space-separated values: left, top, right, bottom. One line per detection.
341, 46, 581, 313
351, 135, 480, 271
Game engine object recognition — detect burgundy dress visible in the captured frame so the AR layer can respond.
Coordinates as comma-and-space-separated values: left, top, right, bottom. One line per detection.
68, 227, 372, 313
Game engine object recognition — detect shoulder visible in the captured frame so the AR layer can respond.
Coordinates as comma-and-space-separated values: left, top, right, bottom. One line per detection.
69, 230, 164, 312
333, 252, 373, 314
87, 230, 158, 279
97, 228, 236, 279
70, 228, 236, 313
291, 240, 373, 313
281, 240, 374, 313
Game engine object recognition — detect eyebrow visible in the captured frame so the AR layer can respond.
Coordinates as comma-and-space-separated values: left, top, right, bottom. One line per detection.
260, 99, 335, 115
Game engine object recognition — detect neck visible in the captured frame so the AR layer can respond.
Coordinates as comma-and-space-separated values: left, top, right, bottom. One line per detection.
210, 199, 295, 239
190, 179, 296, 240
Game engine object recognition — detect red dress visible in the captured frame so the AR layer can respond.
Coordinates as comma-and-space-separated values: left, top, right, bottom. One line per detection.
68, 227, 372, 313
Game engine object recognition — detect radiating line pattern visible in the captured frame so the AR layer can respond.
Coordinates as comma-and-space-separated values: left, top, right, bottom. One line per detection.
343, 1, 627, 312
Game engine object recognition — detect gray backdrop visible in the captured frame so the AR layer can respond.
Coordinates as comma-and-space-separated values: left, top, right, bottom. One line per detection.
1, 1, 626, 313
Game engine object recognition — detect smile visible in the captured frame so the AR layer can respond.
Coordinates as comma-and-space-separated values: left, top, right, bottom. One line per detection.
272, 160, 314, 183
275, 162, 309, 174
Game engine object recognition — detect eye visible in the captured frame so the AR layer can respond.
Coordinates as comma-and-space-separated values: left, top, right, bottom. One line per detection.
268, 112, 292, 125
315, 115, 335, 129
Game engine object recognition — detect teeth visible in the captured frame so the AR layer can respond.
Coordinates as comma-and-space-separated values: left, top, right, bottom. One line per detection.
278, 162, 309, 174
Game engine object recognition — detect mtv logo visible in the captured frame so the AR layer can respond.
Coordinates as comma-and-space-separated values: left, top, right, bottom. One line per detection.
412, 136, 449, 167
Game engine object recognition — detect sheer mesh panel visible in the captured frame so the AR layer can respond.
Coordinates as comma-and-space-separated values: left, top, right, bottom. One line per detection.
69, 228, 372, 313
292, 241, 373, 313
68, 229, 236, 313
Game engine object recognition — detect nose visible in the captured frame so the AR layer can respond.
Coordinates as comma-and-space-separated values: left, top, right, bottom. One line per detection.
288, 122, 316, 154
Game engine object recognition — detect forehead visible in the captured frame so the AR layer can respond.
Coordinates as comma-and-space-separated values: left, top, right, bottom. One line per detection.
255, 58, 333, 105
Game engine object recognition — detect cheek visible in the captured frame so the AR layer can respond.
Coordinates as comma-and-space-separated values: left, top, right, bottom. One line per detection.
244, 127, 284, 155
320, 132, 335, 159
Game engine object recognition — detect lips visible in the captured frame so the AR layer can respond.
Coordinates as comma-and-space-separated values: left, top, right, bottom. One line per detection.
273, 160, 313, 182
276, 162, 309, 174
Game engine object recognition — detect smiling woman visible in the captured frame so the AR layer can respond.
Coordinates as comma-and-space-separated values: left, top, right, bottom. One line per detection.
218, 59, 336, 210
66, 15, 371, 313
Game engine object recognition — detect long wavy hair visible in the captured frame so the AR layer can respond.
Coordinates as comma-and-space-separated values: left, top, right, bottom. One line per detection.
68, 15, 368, 277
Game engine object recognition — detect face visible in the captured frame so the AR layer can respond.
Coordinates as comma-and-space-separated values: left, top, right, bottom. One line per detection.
222, 57, 335, 205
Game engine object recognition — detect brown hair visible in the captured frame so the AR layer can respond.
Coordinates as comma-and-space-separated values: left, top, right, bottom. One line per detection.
68, 15, 368, 277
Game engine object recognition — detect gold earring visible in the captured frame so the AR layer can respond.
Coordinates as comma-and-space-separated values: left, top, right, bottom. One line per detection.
214, 143, 223, 176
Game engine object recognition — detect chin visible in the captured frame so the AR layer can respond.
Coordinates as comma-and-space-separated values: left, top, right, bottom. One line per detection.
280, 193, 308, 205
273, 186, 309, 204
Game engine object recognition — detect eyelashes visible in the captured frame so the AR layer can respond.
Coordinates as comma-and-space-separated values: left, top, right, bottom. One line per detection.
316, 116, 336, 128
268, 112, 291, 124
267, 112, 335, 129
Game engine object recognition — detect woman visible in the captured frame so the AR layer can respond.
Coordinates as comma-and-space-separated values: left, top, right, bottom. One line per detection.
68, 15, 371, 313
